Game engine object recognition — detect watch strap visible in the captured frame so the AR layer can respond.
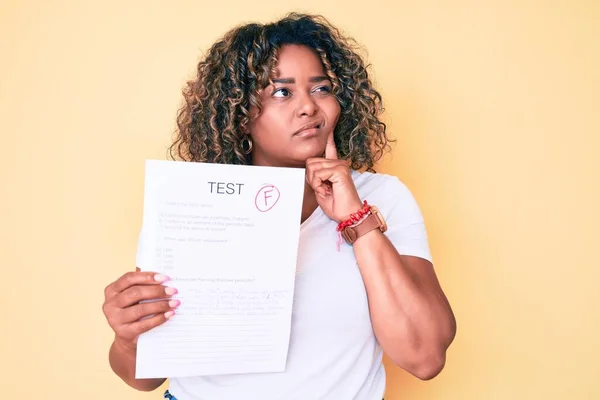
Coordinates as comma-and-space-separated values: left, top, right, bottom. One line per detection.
341, 213, 381, 244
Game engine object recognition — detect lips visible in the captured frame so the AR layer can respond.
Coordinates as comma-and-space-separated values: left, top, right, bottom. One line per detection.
294, 120, 324, 136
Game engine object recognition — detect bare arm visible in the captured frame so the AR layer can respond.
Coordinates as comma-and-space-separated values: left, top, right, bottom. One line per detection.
102, 269, 179, 391
109, 338, 166, 391
353, 229, 456, 380
304, 138, 455, 380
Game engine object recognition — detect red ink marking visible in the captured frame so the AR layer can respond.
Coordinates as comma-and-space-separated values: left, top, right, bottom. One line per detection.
255, 184, 280, 212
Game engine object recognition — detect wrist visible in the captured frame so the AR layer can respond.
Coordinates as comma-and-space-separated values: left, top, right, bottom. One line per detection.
340, 202, 367, 222
109, 337, 166, 391
113, 336, 137, 355
337, 202, 388, 246
336, 200, 369, 228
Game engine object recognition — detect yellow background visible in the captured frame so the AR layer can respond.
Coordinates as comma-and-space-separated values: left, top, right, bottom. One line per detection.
2, 0, 598, 399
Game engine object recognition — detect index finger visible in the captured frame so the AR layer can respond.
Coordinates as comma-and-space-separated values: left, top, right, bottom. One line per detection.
105, 271, 169, 298
325, 131, 338, 160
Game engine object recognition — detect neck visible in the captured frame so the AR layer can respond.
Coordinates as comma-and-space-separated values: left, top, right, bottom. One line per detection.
250, 156, 318, 224
301, 181, 319, 224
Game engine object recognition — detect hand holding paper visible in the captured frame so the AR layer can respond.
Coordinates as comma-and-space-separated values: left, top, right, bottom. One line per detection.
102, 270, 178, 351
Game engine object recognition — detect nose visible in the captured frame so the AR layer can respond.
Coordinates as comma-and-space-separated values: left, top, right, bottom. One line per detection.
295, 92, 318, 117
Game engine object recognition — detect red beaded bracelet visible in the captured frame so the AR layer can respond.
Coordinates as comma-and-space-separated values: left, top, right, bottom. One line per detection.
336, 200, 370, 232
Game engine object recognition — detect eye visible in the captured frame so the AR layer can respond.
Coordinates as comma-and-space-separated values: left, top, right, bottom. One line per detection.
272, 87, 291, 98
314, 85, 332, 93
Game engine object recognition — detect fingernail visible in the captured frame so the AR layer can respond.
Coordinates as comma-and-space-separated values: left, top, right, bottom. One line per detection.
154, 274, 169, 282
164, 310, 175, 319
168, 299, 181, 308
317, 192, 327, 198
165, 287, 178, 295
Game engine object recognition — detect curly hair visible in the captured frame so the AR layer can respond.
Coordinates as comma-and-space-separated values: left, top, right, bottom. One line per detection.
169, 12, 393, 171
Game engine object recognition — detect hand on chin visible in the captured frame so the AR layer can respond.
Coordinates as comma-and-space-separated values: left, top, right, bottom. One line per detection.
304, 133, 363, 223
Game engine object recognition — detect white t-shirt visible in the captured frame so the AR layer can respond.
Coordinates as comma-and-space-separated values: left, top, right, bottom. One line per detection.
136, 170, 432, 400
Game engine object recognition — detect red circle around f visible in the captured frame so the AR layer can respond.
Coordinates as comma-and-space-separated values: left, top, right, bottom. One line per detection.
255, 185, 280, 212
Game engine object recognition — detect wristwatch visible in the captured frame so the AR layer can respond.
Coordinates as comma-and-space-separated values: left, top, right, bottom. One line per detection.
340, 205, 387, 244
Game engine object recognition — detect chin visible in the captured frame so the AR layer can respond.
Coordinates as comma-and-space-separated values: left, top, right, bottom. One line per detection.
266, 142, 326, 168
284, 157, 313, 168
295, 142, 326, 160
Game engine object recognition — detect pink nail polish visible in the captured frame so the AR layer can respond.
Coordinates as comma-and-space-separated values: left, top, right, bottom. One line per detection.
165, 287, 178, 296
154, 274, 169, 282
168, 300, 181, 308
164, 310, 175, 319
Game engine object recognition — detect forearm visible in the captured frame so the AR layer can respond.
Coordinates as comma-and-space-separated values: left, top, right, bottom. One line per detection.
353, 229, 456, 379
109, 338, 166, 391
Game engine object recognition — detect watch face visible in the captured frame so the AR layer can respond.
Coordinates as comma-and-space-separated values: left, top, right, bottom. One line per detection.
371, 207, 388, 232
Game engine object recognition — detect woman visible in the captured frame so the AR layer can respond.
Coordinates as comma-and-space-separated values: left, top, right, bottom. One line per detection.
102, 12, 456, 400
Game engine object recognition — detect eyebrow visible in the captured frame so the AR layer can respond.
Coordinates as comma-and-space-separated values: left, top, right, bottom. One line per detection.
271, 76, 330, 84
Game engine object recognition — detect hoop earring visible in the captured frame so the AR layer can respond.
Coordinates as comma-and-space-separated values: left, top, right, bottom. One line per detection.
242, 136, 253, 154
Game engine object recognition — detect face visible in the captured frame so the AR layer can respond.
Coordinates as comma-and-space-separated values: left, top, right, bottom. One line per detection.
247, 44, 341, 168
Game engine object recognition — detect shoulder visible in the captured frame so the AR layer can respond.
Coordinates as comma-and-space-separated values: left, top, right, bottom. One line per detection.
351, 170, 432, 262
351, 169, 425, 224
351, 170, 414, 204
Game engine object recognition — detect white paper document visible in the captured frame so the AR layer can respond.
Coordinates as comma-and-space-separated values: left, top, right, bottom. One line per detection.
135, 159, 305, 379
